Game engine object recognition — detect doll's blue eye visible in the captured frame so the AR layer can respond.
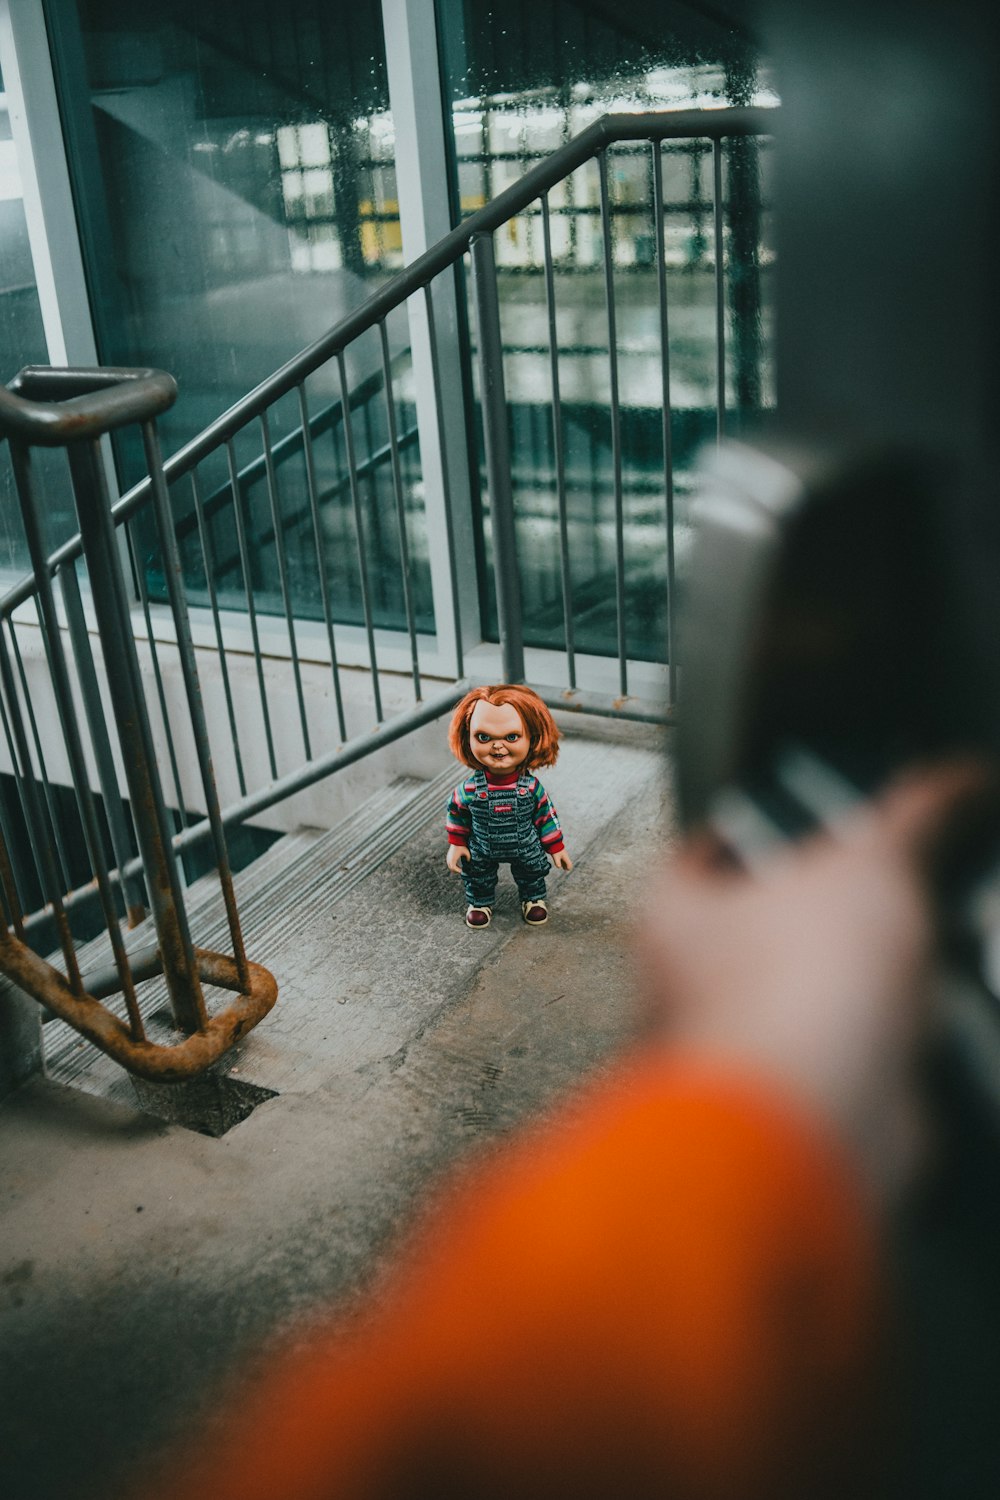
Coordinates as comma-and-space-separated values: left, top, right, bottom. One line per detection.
506, 733, 519, 740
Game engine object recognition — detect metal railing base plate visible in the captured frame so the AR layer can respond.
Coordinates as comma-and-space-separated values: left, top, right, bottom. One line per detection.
0, 930, 278, 1082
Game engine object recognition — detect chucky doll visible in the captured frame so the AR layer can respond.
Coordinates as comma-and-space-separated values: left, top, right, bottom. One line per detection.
445, 685, 572, 928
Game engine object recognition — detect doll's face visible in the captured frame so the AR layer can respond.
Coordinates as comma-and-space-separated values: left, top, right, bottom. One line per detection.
468, 700, 529, 773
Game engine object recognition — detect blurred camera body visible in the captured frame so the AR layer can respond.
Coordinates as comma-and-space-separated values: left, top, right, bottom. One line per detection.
676, 440, 1000, 841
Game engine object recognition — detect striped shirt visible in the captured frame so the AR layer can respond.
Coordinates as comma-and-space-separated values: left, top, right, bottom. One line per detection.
446, 770, 565, 855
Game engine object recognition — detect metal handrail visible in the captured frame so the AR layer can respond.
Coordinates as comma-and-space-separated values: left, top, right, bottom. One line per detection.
0, 366, 177, 446
0, 107, 773, 616
198, 423, 421, 589
0, 104, 775, 1015
0, 366, 277, 1081
21, 676, 472, 934
174, 342, 415, 544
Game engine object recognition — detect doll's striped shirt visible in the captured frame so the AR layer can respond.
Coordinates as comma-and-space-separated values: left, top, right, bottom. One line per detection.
446, 771, 565, 855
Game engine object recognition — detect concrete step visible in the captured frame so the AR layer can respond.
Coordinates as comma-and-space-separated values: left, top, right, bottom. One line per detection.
42, 770, 456, 1106
172, 823, 327, 923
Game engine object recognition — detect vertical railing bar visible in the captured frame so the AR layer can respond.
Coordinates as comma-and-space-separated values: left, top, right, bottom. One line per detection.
3, 448, 148, 1011
378, 318, 422, 701
190, 469, 248, 797
141, 422, 250, 990
337, 348, 383, 723
360, 395, 386, 614
297, 381, 348, 742
125, 520, 190, 836
540, 190, 576, 691
0, 675, 32, 936
469, 232, 525, 685
51, 567, 148, 924
6, 612, 74, 894
0, 825, 23, 938
712, 135, 727, 442
587, 422, 599, 571
56, 565, 148, 925
652, 140, 678, 711
63, 437, 203, 1035
598, 147, 628, 698
226, 438, 278, 781
0, 622, 90, 997
422, 282, 465, 679
258, 410, 312, 761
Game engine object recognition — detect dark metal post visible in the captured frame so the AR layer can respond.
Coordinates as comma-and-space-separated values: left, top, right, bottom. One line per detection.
597, 150, 628, 698
378, 320, 422, 700
541, 191, 576, 691
0, 770, 25, 937
470, 232, 525, 685
259, 410, 312, 759
296, 384, 348, 741
652, 142, 678, 709
337, 350, 384, 723
126, 521, 190, 831
140, 421, 250, 990
190, 469, 249, 794
712, 137, 727, 440
0, 620, 83, 991
225, 439, 278, 781
58, 562, 147, 924
422, 282, 467, 680
4, 441, 143, 1009
65, 437, 207, 1033
6, 617, 73, 893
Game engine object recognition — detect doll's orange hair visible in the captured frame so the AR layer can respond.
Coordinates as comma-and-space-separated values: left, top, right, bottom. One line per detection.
448, 684, 560, 771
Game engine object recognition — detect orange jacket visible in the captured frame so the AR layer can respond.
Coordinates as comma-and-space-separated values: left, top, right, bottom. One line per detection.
158, 1052, 881, 1499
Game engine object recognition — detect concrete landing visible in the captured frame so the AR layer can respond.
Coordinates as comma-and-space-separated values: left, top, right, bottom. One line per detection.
0, 718, 673, 1500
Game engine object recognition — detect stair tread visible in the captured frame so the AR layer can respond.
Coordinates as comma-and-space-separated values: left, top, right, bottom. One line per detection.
42, 770, 454, 1095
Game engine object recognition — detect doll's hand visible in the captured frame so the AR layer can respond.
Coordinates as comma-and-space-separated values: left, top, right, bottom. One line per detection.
552, 850, 573, 872
447, 844, 470, 874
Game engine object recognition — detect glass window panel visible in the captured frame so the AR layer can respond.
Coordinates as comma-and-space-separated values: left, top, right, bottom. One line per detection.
276, 124, 299, 169
453, 107, 484, 157
0, 138, 46, 385
289, 235, 314, 273
298, 122, 331, 166
50, 0, 422, 635
302, 166, 334, 211
0, 96, 63, 572
65, 0, 401, 470
440, 0, 776, 664
367, 109, 395, 163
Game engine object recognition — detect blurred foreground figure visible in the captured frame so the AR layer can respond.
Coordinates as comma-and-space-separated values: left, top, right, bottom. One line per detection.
146, 764, 982, 1500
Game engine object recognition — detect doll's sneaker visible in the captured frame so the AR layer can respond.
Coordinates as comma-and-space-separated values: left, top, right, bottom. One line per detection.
521, 899, 549, 925
465, 905, 492, 928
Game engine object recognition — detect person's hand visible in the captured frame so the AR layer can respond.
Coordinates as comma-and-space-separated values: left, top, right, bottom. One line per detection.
636, 761, 992, 1201
447, 844, 470, 874
552, 850, 573, 872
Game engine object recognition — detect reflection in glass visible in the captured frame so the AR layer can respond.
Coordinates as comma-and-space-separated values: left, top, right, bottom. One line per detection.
58, 0, 424, 634
0, 93, 65, 570
439, 0, 777, 665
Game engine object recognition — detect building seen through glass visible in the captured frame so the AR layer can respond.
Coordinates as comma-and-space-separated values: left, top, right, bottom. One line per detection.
0, 0, 774, 664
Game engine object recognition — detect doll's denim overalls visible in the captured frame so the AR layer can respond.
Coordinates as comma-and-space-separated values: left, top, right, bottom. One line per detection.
462, 770, 550, 907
